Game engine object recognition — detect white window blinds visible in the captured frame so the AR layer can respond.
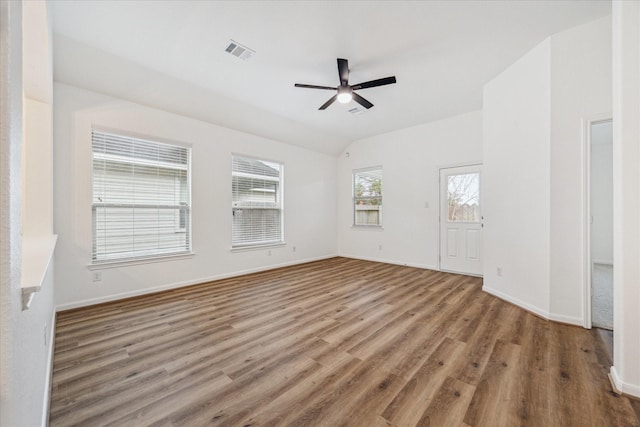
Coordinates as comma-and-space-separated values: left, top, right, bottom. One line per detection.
92, 130, 191, 262
232, 155, 283, 247
353, 167, 383, 227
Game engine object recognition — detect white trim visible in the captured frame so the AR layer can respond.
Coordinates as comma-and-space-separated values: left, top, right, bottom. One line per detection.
42, 311, 56, 427
436, 161, 483, 170
610, 366, 640, 398
57, 254, 338, 311
482, 285, 551, 320
21, 234, 57, 310
352, 165, 383, 174
440, 268, 483, 278
583, 117, 592, 329
230, 242, 286, 252
484, 285, 583, 326
350, 225, 384, 231
582, 115, 613, 329
610, 365, 624, 392
88, 252, 195, 270
339, 254, 436, 271
548, 312, 583, 327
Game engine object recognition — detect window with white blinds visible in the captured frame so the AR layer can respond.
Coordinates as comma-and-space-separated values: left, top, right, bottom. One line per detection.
232, 155, 283, 248
92, 130, 191, 263
353, 167, 383, 227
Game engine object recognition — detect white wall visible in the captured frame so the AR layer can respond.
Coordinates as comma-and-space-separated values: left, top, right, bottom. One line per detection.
483, 17, 612, 324
337, 110, 482, 268
53, 83, 337, 309
549, 16, 612, 324
1, 1, 57, 426
482, 38, 552, 317
590, 121, 613, 264
22, 98, 54, 237
611, 0, 640, 398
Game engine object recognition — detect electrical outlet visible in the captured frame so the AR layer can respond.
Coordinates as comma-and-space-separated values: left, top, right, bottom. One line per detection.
424, 201, 429, 208
292, 246, 296, 252
378, 245, 383, 251
497, 267, 502, 277
92, 272, 102, 282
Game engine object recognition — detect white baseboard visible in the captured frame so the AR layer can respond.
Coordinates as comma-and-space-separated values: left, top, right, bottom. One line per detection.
482, 285, 551, 319
610, 366, 640, 398
42, 310, 56, 427
482, 285, 584, 327
548, 312, 583, 327
56, 254, 339, 311
338, 254, 437, 271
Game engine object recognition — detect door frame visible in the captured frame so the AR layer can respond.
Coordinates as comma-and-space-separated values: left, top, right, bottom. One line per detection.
438, 162, 483, 275
582, 115, 613, 329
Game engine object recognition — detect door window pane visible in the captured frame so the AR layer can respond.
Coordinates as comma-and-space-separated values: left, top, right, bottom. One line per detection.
447, 173, 479, 222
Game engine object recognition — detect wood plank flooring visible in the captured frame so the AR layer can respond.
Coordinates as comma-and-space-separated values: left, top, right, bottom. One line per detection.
49, 257, 640, 426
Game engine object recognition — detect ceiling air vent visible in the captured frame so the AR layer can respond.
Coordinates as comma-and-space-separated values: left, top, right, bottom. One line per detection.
224, 40, 255, 60
348, 106, 364, 115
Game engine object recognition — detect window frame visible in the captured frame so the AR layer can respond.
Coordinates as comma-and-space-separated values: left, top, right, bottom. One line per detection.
352, 166, 383, 228
231, 154, 285, 250
90, 128, 193, 266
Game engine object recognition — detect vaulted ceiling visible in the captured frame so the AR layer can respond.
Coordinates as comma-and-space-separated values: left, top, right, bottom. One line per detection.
49, 0, 610, 155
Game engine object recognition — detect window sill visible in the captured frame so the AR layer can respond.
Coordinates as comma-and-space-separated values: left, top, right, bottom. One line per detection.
351, 225, 384, 231
231, 242, 286, 253
21, 234, 58, 310
88, 252, 195, 270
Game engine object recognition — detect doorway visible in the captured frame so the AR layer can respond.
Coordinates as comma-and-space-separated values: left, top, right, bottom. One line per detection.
439, 164, 483, 276
588, 120, 613, 331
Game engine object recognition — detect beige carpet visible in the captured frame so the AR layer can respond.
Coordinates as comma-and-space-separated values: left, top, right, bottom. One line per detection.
592, 263, 613, 330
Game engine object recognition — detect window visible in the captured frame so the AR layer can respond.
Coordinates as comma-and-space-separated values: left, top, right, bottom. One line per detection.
353, 167, 383, 227
447, 172, 480, 222
92, 130, 191, 263
232, 155, 283, 248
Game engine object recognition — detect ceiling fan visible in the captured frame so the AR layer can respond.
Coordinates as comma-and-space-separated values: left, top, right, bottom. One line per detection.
294, 58, 397, 110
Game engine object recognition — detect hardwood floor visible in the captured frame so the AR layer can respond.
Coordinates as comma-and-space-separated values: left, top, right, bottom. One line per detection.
49, 257, 640, 426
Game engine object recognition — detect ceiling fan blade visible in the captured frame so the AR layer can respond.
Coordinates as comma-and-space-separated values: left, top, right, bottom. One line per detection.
351, 76, 397, 90
352, 92, 374, 109
294, 83, 336, 90
337, 58, 349, 86
319, 94, 338, 110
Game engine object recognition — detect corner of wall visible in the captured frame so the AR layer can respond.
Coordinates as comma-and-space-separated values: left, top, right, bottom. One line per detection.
1, 2, 58, 425
611, 0, 640, 399
482, 35, 552, 317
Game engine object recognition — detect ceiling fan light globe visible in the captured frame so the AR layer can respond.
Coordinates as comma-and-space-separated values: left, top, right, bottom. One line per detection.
337, 92, 353, 104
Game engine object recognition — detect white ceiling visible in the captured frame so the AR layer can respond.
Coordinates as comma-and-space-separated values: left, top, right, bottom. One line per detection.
49, 0, 610, 155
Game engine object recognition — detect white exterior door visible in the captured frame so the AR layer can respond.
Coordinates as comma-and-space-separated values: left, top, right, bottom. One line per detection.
439, 165, 483, 276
